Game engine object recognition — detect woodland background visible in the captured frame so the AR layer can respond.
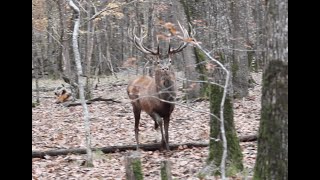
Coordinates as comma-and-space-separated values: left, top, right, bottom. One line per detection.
32, 0, 287, 179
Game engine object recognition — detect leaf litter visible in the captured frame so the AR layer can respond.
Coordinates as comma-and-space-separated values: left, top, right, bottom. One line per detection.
32, 72, 261, 179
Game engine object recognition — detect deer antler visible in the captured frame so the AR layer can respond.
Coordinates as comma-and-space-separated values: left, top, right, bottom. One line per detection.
128, 27, 159, 55
169, 21, 195, 54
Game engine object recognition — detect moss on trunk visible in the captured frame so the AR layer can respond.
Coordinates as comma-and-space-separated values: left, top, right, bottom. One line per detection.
194, 48, 210, 97
253, 60, 288, 180
208, 85, 243, 176
132, 159, 143, 180
32, 102, 39, 108
180, 0, 210, 98
160, 160, 172, 180
125, 152, 144, 180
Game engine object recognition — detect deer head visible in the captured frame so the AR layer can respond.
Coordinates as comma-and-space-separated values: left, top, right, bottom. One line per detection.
54, 85, 72, 104
129, 21, 193, 98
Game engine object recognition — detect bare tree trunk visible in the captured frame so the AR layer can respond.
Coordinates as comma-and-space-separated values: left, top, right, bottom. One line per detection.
253, 0, 288, 179
229, 0, 249, 98
125, 151, 143, 180
45, 1, 58, 78
194, 43, 243, 179
35, 59, 40, 104
179, 0, 206, 99
254, 0, 266, 69
103, 18, 115, 76
67, 0, 93, 167
94, 29, 103, 77
32, 28, 41, 104
58, 0, 72, 78
85, 4, 95, 99
37, 38, 45, 77
160, 160, 172, 180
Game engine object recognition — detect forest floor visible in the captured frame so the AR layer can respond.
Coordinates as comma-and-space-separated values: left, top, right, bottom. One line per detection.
32, 71, 262, 180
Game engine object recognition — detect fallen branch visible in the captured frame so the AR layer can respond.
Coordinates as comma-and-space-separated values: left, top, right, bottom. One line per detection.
88, 97, 122, 103
32, 135, 257, 158
32, 87, 56, 92
32, 95, 53, 99
62, 97, 121, 107
111, 83, 128, 87
239, 134, 257, 142
32, 143, 207, 158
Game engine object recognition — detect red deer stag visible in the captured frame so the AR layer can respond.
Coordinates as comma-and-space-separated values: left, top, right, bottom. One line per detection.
127, 22, 193, 150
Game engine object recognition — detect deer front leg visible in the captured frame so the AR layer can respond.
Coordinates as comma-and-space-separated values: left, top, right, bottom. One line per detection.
133, 106, 141, 150
151, 113, 167, 151
163, 116, 170, 151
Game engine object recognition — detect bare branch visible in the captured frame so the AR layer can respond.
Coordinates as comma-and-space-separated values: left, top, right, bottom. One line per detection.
81, 0, 138, 27
176, 77, 224, 88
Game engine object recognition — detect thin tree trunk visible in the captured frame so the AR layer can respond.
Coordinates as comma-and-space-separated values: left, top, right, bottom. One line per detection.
85, 5, 95, 99
230, 0, 249, 98
67, 0, 93, 167
254, 0, 266, 69
35, 59, 40, 104
32, 28, 40, 104
94, 30, 103, 79
58, 0, 72, 77
104, 18, 114, 76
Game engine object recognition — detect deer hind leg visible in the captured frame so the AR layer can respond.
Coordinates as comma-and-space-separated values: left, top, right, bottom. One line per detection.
154, 119, 159, 130
133, 105, 141, 150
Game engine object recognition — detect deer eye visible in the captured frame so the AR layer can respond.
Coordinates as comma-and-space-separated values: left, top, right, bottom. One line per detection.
157, 61, 160, 64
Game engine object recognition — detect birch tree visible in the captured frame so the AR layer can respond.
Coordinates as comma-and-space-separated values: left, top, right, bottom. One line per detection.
67, 0, 93, 167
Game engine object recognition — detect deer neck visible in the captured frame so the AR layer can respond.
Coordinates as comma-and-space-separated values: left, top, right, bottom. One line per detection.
155, 70, 176, 101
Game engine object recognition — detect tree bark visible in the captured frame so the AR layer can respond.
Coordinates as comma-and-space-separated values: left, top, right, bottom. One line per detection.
208, 85, 243, 176
253, 61, 288, 180
179, 0, 202, 99
253, 0, 288, 179
229, 0, 249, 98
